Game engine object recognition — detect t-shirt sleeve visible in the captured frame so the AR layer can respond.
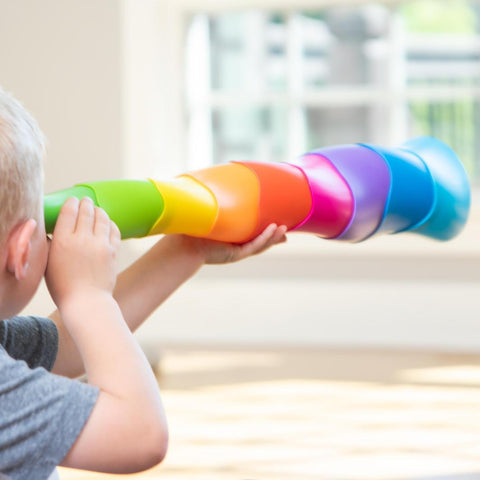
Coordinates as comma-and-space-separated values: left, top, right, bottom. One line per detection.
0, 317, 99, 479
0, 348, 99, 480
0, 316, 59, 371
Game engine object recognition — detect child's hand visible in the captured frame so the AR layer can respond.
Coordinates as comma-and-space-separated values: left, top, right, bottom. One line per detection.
175, 223, 288, 265
45, 197, 121, 308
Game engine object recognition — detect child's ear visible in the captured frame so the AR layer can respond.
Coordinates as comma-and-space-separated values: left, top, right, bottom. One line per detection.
6, 219, 38, 281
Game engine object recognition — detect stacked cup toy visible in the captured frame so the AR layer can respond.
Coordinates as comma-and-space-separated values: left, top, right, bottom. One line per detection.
44, 137, 471, 243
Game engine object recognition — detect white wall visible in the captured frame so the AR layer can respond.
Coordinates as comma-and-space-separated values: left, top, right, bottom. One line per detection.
0, 0, 125, 189
121, 0, 186, 179
1, 0, 479, 353
0, 0, 184, 318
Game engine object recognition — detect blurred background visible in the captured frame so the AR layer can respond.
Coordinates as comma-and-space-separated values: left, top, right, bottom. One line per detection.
2, 0, 480, 478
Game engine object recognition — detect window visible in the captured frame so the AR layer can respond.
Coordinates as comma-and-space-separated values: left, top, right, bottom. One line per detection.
184, 0, 480, 185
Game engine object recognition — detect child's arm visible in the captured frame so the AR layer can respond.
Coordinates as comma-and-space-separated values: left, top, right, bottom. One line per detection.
113, 225, 287, 331
46, 197, 167, 473
50, 224, 287, 378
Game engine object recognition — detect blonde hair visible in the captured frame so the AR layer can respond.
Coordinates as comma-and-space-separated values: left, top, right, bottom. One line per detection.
0, 88, 45, 242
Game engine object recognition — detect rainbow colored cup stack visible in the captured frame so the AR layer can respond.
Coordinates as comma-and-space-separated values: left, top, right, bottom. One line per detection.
44, 136, 471, 243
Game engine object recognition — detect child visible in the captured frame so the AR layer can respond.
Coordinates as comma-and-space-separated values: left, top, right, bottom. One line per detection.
0, 87, 287, 479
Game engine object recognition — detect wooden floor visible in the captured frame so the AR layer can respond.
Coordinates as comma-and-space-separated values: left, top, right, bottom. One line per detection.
59, 347, 480, 480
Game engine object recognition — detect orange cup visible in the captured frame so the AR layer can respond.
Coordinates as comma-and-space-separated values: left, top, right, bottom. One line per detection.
186, 163, 260, 243
236, 161, 312, 238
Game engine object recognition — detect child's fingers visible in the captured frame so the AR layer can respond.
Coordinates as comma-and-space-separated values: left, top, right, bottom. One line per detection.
93, 207, 111, 238
239, 223, 278, 257
75, 197, 95, 233
249, 224, 287, 255
270, 225, 288, 245
55, 197, 79, 234
109, 220, 121, 249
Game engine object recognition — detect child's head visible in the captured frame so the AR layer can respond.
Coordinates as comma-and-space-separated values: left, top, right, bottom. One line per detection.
0, 87, 49, 318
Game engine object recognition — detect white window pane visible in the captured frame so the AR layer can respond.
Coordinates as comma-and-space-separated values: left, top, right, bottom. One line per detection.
408, 100, 480, 181
212, 106, 288, 164
305, 105, 387, 149
401, 0, 480, 182
185, 1, 480, 182
299, 6, 390, 89
210, 12, 278, 92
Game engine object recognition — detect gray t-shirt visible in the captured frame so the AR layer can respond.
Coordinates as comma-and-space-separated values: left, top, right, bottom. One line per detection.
0, 316, 99, 480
